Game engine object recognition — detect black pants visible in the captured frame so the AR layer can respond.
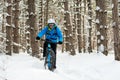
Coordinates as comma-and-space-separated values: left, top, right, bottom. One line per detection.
43, 41, 57, 67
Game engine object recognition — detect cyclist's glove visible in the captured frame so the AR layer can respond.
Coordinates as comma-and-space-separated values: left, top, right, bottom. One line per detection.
36, 36, 40, 40
58, 41, 63, 44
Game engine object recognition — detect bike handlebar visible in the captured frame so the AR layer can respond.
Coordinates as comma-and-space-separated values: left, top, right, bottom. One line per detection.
40, 39, 58, 44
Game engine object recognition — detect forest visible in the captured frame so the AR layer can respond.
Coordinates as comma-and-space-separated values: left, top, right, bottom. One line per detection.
0, 0, 120, 61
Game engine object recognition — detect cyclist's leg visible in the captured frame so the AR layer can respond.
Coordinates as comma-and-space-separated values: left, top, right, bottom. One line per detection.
51, 43, 57, 54
51, 43, 57, 68
43, 42, 48, 57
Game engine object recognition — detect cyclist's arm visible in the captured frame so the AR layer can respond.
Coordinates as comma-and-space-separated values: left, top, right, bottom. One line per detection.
37, 27, 48, 38
56, 27, 63, 42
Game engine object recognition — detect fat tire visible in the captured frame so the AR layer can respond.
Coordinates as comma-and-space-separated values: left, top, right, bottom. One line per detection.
44, 49, 56, 71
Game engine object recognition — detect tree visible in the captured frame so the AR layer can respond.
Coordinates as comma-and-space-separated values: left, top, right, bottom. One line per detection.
0, 0, 6, 53
6, 0, 12, 55
83, 0, 87, 52
96, 0, 108, 55
76, 0, 82, 53
28, 0, 40, 57
38, 0, 44, 53
87, 0, 92, 53
13, 0, 20, 53
2, 0, 6, 37
112, 0, 120, 61
38, 0, 43, 29
44, 0, 49, 25
64, 0, 76, 55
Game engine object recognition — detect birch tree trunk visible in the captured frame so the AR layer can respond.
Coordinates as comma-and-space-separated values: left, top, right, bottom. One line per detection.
112, 0, 120, 61
6, 0, 12, 55
28, 0, 40, 58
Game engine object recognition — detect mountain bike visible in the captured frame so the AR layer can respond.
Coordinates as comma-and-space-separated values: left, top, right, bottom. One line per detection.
41, 39, 57, 71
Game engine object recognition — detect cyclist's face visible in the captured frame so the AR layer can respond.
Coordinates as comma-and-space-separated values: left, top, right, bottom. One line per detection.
49, 23, 54, 28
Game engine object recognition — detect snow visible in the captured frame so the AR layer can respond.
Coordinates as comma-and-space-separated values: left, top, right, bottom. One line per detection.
112, 22, 116, 27
26, 31, 30, 34
96, 31, 100, 35
12, 42, 22, 47
97, 39, 100, 43
95, 19, 100, 24
0, 52, 120, 80
100, 35, 104, 40
5, 3, 12, 7
112, 4, 114, 9
100, 25, 103, 28
5, 23, 11, 26
98, 44, 104, 52
96, 6, 100, 11
30, 12, 34, 15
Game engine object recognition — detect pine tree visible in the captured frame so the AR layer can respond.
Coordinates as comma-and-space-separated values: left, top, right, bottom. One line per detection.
112, 0, 120, 60
87, 0, 92, 53
28, 0, 40, 58
96, 0, 108, 55
76, 0, 82, 53
64, 0, 76, 55
6, 0, 12, 55
13, 0, 20, 53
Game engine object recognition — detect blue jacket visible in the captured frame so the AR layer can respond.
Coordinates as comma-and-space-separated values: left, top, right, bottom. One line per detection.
37, 25, 63, 43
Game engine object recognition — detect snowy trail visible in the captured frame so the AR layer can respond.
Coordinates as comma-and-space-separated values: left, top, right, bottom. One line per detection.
0, 54, 8, 80
0, 53, 70, 80
57, 53, 120, 80
1, 53, 120, 80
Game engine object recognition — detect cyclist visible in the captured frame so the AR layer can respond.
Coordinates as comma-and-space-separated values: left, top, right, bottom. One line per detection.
36, 18, 63, 69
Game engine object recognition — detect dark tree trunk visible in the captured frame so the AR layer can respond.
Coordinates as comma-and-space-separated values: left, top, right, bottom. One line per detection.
76, 0, 82, 53
112, 0, 120, 61
83, 0, 86, 53
28, 0, 40, 58
44, 0, 49, 25
39, 0, 44, 54
87, 0, 92, 53
64, 0, 76, 55
96, 0, 108, 55
6, 0, 12, 55
13, 0, 20, 53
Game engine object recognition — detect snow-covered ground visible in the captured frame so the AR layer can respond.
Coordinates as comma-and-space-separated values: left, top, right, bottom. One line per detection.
0, 52, 120, 80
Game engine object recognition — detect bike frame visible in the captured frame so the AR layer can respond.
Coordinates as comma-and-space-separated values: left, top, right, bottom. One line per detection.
46, 43, 52, 69
42, 39, 57, 71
